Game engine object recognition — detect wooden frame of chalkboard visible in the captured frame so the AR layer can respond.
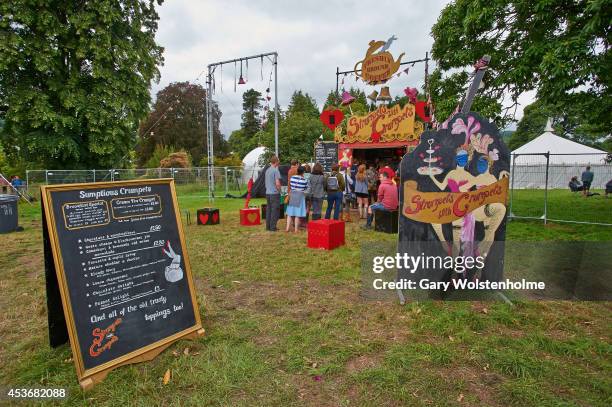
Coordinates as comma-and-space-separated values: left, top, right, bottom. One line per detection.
41, 179, 204, 390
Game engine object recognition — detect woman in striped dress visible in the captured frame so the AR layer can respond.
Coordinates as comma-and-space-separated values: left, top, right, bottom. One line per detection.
286, 166, 307, 232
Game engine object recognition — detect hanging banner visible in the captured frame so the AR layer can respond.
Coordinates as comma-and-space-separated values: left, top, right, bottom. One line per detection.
334, 104, 423, 145
354, 36, 405, 85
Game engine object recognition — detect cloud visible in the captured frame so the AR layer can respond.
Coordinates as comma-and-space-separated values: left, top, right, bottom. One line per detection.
152, 0, 529, 136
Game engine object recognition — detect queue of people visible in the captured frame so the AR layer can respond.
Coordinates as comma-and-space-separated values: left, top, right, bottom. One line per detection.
263, 156, 399, 232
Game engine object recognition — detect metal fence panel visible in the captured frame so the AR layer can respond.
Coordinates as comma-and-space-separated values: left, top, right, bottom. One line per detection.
26, 166, 249, 200
25, 153, 611, 226
510, 153, 611, 226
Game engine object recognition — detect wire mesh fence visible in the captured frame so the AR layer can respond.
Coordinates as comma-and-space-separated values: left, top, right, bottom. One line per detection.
25, 166, 254, 200
21, 153, 611, 226
509, 153, 612, 226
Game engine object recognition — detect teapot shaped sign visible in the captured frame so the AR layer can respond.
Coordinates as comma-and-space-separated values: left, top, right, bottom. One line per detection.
354, 36, 405, 85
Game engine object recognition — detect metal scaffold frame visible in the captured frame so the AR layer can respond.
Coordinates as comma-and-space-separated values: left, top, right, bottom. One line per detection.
205, 51, 279, 202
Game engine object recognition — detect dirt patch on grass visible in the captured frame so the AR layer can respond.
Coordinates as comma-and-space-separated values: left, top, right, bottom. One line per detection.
436, 366, 504, 406
291, 373, 347, 407
345, 353, 383, 373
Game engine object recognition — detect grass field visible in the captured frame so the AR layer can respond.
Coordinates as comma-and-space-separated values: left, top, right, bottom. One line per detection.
0, 189, 610, 406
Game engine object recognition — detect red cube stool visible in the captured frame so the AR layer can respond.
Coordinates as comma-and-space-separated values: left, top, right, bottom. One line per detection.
307, 219, 345, 250
197, 208, 220, 225
240, 207, 261, 226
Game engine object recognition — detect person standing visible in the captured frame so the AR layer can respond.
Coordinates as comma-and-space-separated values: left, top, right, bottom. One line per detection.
264, 156, 282, 231
342, 166, 354, 222
366, 163, 378, 203
308, 163, 325, 220
286, 159, 299, 192
324, 164, 345, 220
581, 165, 594, 197
354, 164, 369, 219
301, 164, 312, 227
286, 166, 307, 232
362, 171, 398, 230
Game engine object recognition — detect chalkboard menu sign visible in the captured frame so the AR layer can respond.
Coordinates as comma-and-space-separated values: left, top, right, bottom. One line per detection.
41, 179, 203, 390
314, 141, 339, 172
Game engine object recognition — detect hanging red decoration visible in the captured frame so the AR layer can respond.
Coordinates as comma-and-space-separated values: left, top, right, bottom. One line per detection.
415, 100, 432, 123
320, 109, 344, 131
371, 131, 381, 142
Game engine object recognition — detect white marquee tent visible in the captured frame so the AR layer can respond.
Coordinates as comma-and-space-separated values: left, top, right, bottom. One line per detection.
510, 119, 610, 189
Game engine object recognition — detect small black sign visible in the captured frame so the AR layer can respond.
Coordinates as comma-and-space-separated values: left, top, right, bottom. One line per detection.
41, 179, 202, 388
314, 141, 339, 172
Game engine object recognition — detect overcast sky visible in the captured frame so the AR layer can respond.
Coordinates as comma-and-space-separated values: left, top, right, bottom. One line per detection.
152, 0, 530, 135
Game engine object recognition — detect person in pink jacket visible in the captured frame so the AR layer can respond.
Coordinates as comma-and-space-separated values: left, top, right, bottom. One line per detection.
362, 171, 398, 229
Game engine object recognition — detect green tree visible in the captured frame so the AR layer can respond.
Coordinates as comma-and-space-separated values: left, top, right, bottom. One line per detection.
287, 90, 319, 118
429, 0, 611, 130
228, 128, 259, 159
0, 0, 165, 169
228, 88, 263, 158
213, 153, 242, 167
135, 81, 225, 167
509, 98, 611, 150
324, 90, 340, 108
259, 91, 321, 163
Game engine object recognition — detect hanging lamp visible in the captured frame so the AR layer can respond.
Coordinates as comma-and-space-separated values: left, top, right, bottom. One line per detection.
238, 60, 246, 85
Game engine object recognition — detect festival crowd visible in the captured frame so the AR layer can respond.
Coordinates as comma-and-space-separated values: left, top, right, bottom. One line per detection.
264, 156, 399, 232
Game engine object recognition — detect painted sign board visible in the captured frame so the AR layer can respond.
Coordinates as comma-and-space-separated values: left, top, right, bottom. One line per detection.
397, 112, 510, 299
334, 104, 423, 145
354, 37, 405, 85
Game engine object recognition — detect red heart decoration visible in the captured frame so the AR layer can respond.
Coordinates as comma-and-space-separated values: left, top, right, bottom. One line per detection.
199, 213, 209, 224
371, 132, 381, 142
212, 212, 219, 223
319, 109, 344, 131
415, 101, 431, 123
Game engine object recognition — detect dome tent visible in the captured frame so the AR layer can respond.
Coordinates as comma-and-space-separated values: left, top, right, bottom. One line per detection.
241, 146, 267, 184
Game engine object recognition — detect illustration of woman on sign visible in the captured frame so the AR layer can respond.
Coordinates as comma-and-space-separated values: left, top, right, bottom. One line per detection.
339, 148, 352, 170
471, 147, 509, 257
429, 146, 478, 258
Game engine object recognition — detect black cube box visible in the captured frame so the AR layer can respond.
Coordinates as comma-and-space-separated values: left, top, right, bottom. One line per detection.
374, 210, 398, 233
197, 208, 220, 225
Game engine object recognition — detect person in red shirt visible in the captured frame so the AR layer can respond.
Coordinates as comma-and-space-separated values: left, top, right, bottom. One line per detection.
361, 171, 398, 229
